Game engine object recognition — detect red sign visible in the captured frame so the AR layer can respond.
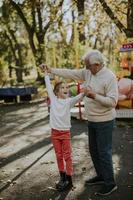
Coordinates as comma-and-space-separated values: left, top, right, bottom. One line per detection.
122, 43, 133, 49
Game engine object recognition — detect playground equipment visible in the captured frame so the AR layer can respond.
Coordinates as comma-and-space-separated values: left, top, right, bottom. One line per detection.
116, 42, 133, 117
0, 87, 37, 103
119, 42, 133, 74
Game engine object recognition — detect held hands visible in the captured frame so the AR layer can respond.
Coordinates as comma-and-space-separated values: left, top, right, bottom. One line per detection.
39, 64, 51, 74
84, 86, 96, 99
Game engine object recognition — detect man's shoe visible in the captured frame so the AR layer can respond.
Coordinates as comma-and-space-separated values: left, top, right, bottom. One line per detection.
96, 184, 117, 196
85, 176, 104, 185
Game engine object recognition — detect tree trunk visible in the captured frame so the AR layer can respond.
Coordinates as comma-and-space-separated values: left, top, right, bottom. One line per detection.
15, 68, 23, 82
127, 0, 133, 37
9, 29, 23, 82
76, 0, 86, 43
5, 31, 23, 82
98, 0, 128, 36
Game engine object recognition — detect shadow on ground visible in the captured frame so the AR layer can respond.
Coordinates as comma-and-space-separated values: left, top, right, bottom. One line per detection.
0, 103, 133, 200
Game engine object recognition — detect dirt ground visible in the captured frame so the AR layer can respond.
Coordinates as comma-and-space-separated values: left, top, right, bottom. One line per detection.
0, 101, 133, 200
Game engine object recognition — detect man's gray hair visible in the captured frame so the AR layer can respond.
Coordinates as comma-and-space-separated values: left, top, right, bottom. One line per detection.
83, 49, 104, 65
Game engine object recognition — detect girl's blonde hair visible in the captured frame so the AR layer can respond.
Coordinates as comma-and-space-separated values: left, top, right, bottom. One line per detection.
53, 81, 63, 95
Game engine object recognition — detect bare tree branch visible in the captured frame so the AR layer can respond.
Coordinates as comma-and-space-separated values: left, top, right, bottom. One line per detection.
98, 0, 127, 34
10, 0, 31, 34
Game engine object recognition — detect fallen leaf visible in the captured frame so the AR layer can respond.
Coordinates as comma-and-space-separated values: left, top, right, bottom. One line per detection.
41, 188, 47, 192
12, 181, 17, 185
82, 167, 86, 172
47, 186, 56, 191
7, 180, 11, 183
41, 162, 49, 164
72, 186, 76, 191
26, 172, 31, 175
50, 161, 54, 164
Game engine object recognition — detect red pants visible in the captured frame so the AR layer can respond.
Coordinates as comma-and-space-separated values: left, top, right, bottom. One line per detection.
51, 129, 73, 176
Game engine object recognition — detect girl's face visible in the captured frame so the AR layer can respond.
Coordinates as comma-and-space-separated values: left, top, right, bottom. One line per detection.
57, 83, 69, 99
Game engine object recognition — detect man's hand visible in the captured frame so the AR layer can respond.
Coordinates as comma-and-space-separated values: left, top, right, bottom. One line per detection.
39, 64, 51, 73
84, 87, 96, 99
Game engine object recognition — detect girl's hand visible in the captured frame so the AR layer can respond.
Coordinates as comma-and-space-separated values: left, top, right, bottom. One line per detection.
39, 64, 47, 72
82, 86, 91, 95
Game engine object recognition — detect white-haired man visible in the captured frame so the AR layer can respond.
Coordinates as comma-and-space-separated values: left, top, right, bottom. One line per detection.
42, 49, 118, 196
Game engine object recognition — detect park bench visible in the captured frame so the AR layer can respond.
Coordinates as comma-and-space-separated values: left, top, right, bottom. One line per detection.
0, 87, 37, 103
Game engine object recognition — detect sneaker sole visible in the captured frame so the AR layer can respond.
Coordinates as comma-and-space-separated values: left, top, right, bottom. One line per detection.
85, 181, 104, 186
96, 185, 118, 196
57, 185, 73, 192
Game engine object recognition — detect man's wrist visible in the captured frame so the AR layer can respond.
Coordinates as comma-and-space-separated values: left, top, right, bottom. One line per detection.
93, 93, 96, 99
86, 93, 96, 99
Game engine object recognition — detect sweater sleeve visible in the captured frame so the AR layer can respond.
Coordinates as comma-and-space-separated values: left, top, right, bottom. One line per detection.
44, 75, 55, 99
95, 77, 118, 108
69, 93, 84, 108
51, 68, 85, 81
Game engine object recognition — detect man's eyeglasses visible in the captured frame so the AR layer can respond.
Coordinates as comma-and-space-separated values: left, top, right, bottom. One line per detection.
86, 63, 96, 69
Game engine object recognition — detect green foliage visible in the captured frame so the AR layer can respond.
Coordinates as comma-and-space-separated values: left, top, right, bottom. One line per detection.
0, 57, 8, 86
69, 85, 78, 96
0, 0, 131, 87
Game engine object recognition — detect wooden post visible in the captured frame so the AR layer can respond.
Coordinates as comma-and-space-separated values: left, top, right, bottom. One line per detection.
77, 82, 82, 120
74, 23, 80, 68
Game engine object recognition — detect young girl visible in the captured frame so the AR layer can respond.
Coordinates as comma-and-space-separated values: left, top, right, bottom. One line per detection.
40, 65, 84, 191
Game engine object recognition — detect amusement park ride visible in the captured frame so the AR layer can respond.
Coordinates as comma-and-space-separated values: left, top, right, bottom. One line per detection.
116, 42, 133, 118
71, 42, 133, 119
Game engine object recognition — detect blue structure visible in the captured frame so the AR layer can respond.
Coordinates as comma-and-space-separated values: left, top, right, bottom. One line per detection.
0, 87, 37, 102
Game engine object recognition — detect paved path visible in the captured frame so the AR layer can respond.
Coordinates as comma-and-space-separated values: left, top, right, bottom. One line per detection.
0, 102, 133, 200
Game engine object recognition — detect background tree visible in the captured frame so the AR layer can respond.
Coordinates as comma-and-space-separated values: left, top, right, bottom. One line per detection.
98, 0, 133, 38
0, 0, 132, 86
8, 0, 64, 80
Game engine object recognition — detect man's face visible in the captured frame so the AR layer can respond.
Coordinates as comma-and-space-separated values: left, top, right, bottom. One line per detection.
85, 60, 101, 75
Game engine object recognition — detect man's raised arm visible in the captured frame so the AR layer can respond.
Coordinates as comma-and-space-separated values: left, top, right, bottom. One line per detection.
44, 65, 85, 81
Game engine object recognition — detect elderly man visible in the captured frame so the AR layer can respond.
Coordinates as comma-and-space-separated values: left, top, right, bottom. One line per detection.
43, 49, 118, 196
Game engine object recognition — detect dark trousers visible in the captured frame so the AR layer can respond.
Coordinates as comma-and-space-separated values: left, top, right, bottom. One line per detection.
88, 119, 115, 186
